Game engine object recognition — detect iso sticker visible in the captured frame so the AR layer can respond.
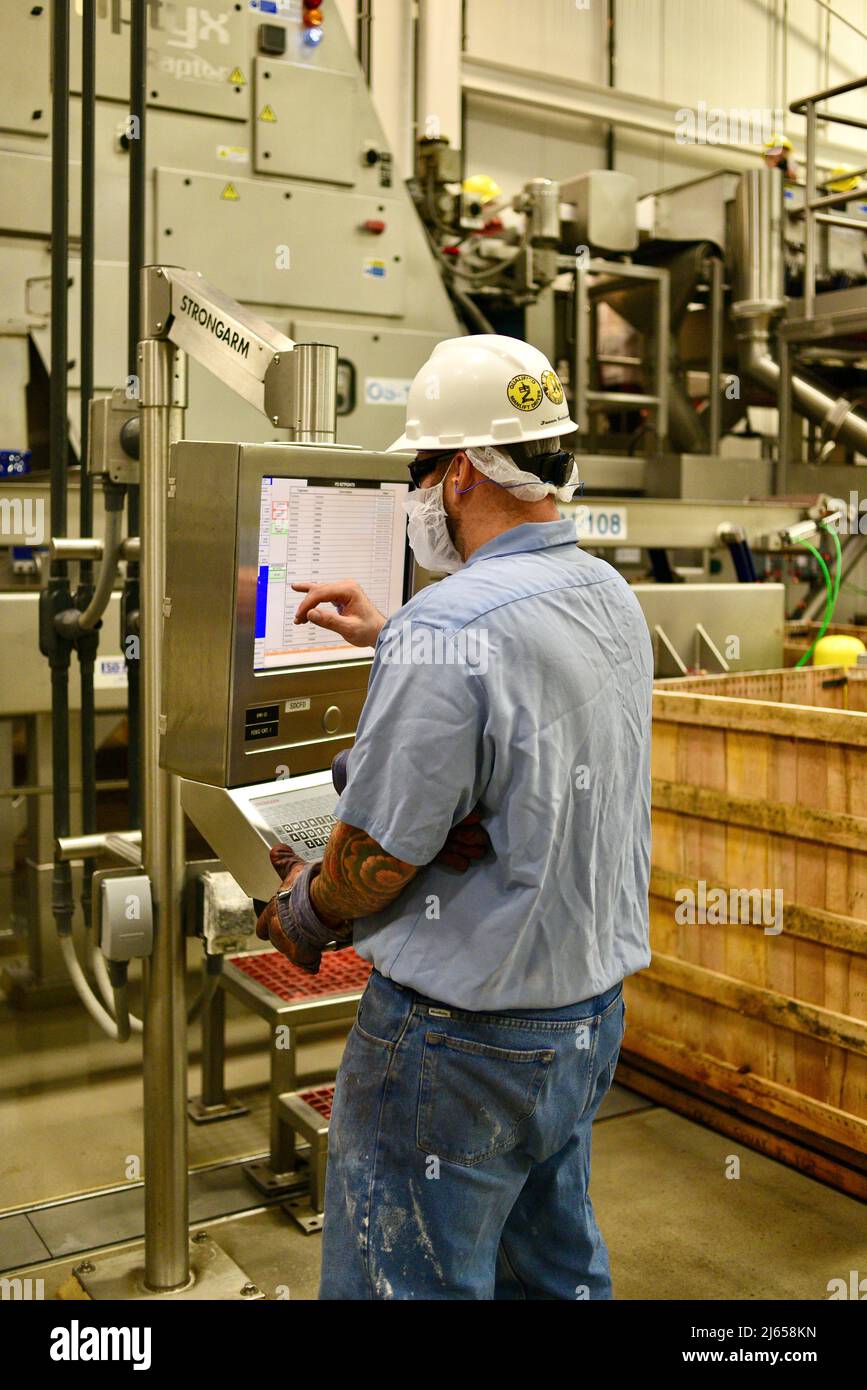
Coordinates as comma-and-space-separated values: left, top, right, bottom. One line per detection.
542, 369, 564, 405
506, 374, 543, 411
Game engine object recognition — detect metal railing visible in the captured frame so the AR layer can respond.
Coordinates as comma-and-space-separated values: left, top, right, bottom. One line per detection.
790, 76, 867, 317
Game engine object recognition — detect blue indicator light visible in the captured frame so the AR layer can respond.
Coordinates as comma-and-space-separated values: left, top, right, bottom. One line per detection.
303, 25, 324, 47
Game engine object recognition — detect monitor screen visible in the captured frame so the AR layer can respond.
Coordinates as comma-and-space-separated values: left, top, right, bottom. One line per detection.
254, 475, 409, 671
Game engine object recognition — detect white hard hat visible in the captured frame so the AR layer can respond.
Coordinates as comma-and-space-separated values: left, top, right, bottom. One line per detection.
387, 334, 578, 451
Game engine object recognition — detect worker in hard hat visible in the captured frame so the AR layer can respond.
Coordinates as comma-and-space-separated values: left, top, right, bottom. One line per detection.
462, 172, 502, 207
824, 166, 862, 195
256, 335, 653, 1301
763, 133, 797, 181
462, 172, 506, 235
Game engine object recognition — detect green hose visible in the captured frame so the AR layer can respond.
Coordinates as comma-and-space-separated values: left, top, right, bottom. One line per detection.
794, 529, 837, 668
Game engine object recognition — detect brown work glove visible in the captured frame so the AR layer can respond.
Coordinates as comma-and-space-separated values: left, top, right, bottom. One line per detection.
433, 808, 491, 873
255, 845, 322, 971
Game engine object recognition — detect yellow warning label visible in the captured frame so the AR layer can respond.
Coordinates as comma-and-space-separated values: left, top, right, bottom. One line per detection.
258, 104, 277, 123
506, 374, 543, 411
220, 182, 240, 201
541, 369, 564, 406
228, 67, 246, 85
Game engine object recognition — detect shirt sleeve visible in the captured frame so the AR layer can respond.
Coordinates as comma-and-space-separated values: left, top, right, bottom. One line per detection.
334, 624, 486, 864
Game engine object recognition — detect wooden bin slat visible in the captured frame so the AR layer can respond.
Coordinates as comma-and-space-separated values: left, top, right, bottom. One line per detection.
653, 778, 867, 852
643, 952, 867, 1054
623, 1023, 867, 1158
650, 866, 867, 954
627, 665, 867, 1195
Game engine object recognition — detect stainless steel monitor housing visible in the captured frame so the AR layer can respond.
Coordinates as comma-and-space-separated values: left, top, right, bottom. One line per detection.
161, 441, 411, 787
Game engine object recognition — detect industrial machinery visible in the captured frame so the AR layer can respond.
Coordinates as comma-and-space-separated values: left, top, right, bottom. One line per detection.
413, 88, 867, 645
3, 0, 867, 1301
0, 0, 461, 1006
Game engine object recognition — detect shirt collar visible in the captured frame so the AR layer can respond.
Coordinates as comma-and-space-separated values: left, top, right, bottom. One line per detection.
464, 519, 577, 567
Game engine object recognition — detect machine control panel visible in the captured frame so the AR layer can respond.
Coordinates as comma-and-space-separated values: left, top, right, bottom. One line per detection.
180, 771, 338, 904
160, 441, 411, 788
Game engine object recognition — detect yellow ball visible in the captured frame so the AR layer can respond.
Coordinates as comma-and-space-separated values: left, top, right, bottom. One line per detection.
812, 634, 866, 667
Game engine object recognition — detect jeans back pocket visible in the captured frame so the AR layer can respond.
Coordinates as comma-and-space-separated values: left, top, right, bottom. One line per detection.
416, 1032, 555, 1168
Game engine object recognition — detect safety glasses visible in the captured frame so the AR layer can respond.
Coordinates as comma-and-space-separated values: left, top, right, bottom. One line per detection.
408, 451, 457, 490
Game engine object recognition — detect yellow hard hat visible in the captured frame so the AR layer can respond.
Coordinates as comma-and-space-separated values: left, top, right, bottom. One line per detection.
462, 173, 502, 205
827, 166, 861, 193
812, 634, 866, 667
764, 133, 792, 151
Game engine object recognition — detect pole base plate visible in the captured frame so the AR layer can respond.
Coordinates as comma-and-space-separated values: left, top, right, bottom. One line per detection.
73, 1234, 264, 1301
187, 1094, 249, 1125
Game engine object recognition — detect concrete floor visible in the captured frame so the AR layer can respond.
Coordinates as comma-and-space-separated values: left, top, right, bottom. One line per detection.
2, 992, 864, 1300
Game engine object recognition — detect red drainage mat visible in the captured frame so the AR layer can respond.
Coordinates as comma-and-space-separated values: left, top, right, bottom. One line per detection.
298, 1085, 336, 1121
228, 946, 372, 1003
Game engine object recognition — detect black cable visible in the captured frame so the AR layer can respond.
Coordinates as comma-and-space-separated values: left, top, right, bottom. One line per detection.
79, 0, 97, 928
125, 0, 147, 829
47, 0, 74, 937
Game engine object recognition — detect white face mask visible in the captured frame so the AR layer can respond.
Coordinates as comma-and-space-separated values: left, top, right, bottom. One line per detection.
403, 460, 463, 574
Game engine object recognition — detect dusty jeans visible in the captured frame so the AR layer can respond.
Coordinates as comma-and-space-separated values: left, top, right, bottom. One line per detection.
319, 968, 625, 1300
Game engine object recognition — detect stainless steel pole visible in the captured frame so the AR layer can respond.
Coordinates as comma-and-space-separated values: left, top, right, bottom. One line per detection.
708, 257, 723, 456
804, 101, 817, 319
139, 332, 189, 1291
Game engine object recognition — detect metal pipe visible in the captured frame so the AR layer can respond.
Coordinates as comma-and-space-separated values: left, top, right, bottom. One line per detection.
128, 1, 147, 383
708, 257, 723, 455
802, 181, 867, 211
289, 344, 338, 443
57, 829, 142, 861
804, 102, 817, 317
739, 318, 867, 456
51, 538, 104, 561
78, 1, 98, 935
777, 331, 792, 494
357, 0, 372, 85
790, 74, 867, 110
811, 211, 867, 232
126, 0, 147, 832
47, 0, 75, 942
605, 0, 616, 170
139, 332, 189, 1292
50, 2, 70, 557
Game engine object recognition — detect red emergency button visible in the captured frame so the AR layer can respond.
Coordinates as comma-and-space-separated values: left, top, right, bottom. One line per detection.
362, 219, 386, 234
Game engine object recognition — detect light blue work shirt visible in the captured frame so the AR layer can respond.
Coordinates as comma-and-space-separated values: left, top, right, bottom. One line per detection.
335, 518, 652, 1010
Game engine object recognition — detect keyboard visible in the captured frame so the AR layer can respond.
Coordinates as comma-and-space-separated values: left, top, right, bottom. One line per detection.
265, 789, 337, 861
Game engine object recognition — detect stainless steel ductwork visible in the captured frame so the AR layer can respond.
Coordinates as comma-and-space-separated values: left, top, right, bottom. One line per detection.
738, 317, 867, 457
732, 169, 867, 457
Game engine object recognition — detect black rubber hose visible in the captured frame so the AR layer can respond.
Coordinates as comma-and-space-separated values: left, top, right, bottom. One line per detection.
79, 0, 97, 929
48, 0, 75, 938
125, 0, 147, 830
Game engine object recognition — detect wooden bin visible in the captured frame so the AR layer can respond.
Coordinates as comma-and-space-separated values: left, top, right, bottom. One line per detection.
784, 620, 867, 667
621, 666, 867, 1198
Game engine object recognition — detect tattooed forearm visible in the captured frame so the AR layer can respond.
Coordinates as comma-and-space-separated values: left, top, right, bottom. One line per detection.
311, 819, 420, 926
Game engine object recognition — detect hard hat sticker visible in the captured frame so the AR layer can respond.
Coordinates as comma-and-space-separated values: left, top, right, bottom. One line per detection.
541, 370, 564, 405
507, 374, 543, 411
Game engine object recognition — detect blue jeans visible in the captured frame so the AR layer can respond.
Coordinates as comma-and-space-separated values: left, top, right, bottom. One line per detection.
319, 969, 625, 1300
